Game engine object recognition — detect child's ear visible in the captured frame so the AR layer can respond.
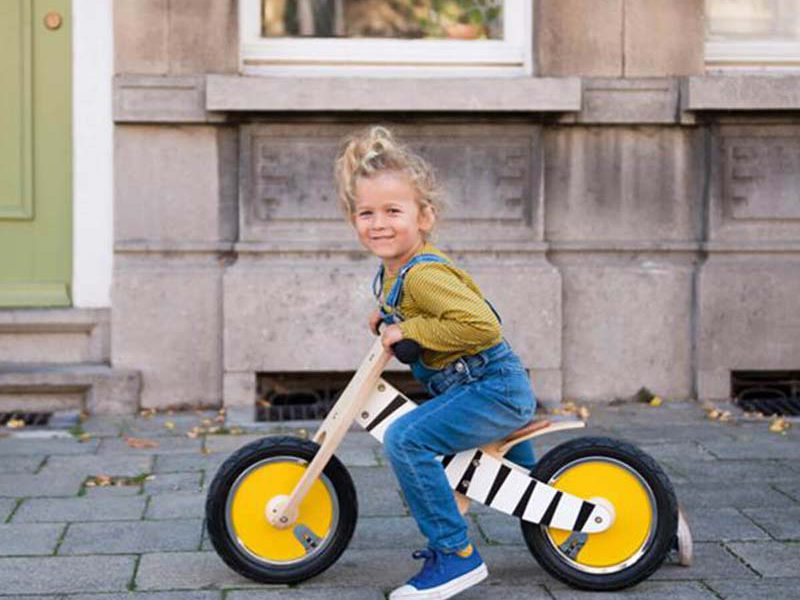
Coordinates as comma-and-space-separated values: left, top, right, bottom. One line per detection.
419, 204, 436, 232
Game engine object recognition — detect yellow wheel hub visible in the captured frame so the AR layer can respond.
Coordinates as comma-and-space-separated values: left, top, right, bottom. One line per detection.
229, 460, 335, 563
546, 459, 654, 569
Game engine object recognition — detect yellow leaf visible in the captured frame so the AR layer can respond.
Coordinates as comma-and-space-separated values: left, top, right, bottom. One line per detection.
6, 418, 25, 429
649, 396, 663, 407
769, 418, 791, 433
164, 421, 175, 430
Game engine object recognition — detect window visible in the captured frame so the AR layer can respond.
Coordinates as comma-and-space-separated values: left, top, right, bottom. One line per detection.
706, 0, 800, 69
240, 0, 533, 77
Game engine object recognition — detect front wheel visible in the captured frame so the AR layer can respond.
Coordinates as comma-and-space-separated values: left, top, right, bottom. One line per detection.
520, 437, 677, 591
205, 436, 357, 584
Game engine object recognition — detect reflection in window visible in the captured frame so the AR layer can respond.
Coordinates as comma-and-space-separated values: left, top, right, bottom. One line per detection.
706, 0, 800, 42
262, 0, 504, 40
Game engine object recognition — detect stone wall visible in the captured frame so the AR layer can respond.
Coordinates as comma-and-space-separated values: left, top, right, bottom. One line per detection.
110, 0, 800, 411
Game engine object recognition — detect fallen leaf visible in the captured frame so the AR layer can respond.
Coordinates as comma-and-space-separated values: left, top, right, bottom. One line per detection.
6, 418, 25, 429
769, 418, 791, 433
78, 433, 92, 443
164, 421, 175, 430
125, 436, 159, 449
649, 396, 663, 407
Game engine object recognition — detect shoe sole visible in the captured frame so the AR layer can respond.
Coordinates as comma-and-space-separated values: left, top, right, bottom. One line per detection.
390, 564, 489, 600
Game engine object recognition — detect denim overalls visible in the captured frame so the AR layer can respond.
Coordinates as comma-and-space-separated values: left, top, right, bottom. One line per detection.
374, 254, 537, 552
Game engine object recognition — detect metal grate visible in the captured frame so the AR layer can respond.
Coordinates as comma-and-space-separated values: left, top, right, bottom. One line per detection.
732, 371, 800, 416
256, 372, 429, 422
0, 411, 52, 427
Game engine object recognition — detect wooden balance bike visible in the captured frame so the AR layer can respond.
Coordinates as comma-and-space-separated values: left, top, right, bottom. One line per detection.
206, 337, 686, 591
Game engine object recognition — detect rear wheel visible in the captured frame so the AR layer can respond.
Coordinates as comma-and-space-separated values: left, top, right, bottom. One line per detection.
520, 437, 677, 591
205, 436, 357, 584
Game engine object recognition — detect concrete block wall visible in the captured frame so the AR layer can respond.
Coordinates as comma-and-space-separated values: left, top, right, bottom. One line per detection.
108, 0, 800, 411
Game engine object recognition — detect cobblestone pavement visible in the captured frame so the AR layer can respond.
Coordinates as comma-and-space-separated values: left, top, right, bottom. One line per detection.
0, 400, 798, 599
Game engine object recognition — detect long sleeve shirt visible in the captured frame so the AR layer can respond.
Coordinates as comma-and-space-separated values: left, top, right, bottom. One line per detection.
381, 243, 502, 369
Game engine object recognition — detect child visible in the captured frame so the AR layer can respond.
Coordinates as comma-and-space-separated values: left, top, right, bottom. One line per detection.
335, 126, 537, 600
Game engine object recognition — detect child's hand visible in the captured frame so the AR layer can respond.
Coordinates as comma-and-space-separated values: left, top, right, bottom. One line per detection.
381, 324, 404, 353
369, 310, 383, 336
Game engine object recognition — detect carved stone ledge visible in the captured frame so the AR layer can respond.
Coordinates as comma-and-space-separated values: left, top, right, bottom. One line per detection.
559, 78, 681, 124
114, 75, 227, 123
683, 75, 800, 111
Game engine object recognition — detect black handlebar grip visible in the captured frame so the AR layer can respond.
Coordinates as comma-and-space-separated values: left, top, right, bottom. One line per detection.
392, 339, 422, 364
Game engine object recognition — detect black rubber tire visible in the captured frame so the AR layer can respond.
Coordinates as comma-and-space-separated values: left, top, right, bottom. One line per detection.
205, 436, 357, 584
520, 437, 678, 591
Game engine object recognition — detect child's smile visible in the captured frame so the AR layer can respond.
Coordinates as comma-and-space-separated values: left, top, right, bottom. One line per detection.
353, 171, 434, 275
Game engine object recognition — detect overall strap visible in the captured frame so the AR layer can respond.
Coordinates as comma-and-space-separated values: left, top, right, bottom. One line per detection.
373, 254, 449, 324
372, 253, 503, 325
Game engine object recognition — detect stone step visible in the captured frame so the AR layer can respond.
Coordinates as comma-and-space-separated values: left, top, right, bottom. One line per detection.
0, 308, 110, 364
0, 363, 141, 415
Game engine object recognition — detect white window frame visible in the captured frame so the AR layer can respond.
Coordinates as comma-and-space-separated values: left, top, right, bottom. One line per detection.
705, 0, 800, 71
240, 0, 533, 77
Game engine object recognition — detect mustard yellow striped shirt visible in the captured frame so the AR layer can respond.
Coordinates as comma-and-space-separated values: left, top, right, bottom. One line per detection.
381, 243, 502, 369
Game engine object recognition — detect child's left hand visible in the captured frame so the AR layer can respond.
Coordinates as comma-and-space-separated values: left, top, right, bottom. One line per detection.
380, 324, 404, 353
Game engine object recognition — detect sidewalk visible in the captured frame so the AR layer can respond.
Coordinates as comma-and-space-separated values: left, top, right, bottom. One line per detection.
0, 399, 798, 599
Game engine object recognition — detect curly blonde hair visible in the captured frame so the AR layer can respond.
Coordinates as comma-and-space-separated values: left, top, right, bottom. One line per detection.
334, 126, 444, 232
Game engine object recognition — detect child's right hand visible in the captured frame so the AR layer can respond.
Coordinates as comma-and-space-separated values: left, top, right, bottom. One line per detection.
369, 310, 382, 336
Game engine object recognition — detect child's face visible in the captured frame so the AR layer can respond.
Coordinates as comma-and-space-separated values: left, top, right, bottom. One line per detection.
353, 171, 434, 272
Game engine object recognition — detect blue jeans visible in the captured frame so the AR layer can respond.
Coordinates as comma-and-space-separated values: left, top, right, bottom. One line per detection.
383, 340, 537, 552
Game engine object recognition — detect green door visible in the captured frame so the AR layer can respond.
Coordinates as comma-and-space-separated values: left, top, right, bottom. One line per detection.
0, 0, 71, 307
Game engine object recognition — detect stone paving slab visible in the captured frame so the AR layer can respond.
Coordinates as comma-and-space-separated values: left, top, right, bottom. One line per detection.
774, 481, 800, 503
59, 518, 202, 555
143, 471, 203, 495
649, 542, 758, 581
348, 467, 408, 517
0, 437, 99, 456
741, 507, 800, 540
701, 438, 800, 460
473, 512, 526, 546
0, 555, 135, 595
0, 455, 46, 474
203, 434, 270, 455
135, 551, 262, 591
0, 471, 84, 498
65, 593, 220, 600
98, 436, 203, 455
704, 577, 800, 599
349, 515, 481, 549
84, 484, 144, 497
548, 581, 719, 599
660, 458, 800, 485
686, 507, 771, 542
153, 453, 227, 475
12, 495, 147, 523
0, 498, 17, 522
0, 523, 65, 556
227, 588, 386, 600
145, 492, 205, 520
673, 481, 798, 510
726, 541, 800, 577
122, 412, 222, 438
38, 454, 154, 478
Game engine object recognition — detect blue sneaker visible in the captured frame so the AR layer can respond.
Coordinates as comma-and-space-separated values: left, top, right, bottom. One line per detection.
389, 544, 488, 600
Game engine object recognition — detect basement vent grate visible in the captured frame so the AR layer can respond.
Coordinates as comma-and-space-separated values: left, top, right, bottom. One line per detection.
732, 371, 800, 417
0, 411, 52, 428
256, 372, 429, 422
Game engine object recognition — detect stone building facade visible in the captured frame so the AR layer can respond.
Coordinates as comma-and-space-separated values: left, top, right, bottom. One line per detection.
105, 0, 800, 414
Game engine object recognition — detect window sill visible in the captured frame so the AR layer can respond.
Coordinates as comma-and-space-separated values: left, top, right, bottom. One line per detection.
684, 75, 800, 111
205, 74, 581, 113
